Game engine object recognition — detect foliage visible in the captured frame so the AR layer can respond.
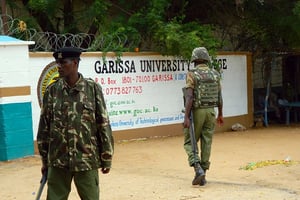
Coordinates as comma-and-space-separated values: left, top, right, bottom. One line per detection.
233, 0, 300, 53
4, 0, 300, 59
26, 0, 60, 25
90, 25, 141, 62
240, 159, 300, 170
94, 0, 220, 61
153, 21, 220, 60
27, 0, 56, 12
84, 0, 110, 26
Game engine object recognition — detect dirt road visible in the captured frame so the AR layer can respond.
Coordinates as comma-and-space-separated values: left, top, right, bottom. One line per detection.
1, 124, 300, 200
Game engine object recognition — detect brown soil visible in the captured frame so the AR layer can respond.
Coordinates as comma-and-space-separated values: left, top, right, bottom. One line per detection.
1, 124, 300, 200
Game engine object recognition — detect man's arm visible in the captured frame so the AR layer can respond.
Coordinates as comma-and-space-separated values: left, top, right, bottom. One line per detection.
183, 71, 195, 128
94, 83, 114, 172
216, 82, 224, 126
183, 87, 194, 128
37, 89, 51, 173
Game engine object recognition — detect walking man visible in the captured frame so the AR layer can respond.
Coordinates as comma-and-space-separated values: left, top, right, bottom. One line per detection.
183, 47, 223, 186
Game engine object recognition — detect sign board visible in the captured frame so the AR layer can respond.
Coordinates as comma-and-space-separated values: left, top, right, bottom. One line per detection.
36, 54, 248, 132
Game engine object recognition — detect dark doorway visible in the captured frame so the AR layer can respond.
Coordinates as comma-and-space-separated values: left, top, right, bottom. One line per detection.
281, 55, 300, 123
283, 56, 300, 101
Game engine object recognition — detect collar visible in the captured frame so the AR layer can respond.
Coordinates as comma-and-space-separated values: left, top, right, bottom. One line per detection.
61, 73, 85, 92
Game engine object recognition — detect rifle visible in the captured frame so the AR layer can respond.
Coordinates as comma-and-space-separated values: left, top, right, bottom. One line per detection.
182, 87, 198, 158
35, 172, 47, 200
189, 112, 198, 157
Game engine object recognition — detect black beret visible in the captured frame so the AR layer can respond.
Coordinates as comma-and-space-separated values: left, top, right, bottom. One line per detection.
53, 47, 82, 59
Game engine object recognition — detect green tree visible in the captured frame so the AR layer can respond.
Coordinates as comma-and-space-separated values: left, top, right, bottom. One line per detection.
3, 0, 300, 59
1, 0, 219, 60
90, 0, 220, 60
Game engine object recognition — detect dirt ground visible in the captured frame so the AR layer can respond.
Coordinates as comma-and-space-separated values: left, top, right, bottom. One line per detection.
1, 124, 300, 200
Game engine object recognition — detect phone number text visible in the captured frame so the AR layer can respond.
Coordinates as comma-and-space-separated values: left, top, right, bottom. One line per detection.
103, 86, 143, 95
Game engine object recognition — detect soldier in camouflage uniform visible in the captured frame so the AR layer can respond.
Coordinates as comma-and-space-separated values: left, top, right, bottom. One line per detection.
37, 47, 114, 200
183, 47, 223, 186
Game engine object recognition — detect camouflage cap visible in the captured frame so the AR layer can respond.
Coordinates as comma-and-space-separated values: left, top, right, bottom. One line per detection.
53, 47, 82, 59
191, 47, 211, 62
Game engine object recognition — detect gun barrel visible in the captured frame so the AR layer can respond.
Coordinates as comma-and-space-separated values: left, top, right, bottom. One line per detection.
182, 87, 198, 157
35, 173, 47, 200
189, 112, 198, 156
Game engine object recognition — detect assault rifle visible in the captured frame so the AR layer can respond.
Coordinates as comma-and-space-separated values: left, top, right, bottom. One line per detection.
35, 172, 47, 200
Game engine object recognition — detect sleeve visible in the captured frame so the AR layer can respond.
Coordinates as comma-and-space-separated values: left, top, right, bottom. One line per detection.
218, 81, 223, 106
216, 71, 223, 107
94, 82, 114, 168
186, 71, 195, 89
36, 88, 51, 166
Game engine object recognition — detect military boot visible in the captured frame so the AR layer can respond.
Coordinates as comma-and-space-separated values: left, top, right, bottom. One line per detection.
199, 170, 207, 186
192, 163, 205, 185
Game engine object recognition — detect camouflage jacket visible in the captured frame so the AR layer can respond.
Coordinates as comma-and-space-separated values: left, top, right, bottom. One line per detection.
37, 73, 114, 171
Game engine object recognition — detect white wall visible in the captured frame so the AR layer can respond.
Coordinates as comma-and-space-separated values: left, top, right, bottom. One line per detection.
0, 45, 31, 88
218, 55, 248, 117
30, 53, 249, 139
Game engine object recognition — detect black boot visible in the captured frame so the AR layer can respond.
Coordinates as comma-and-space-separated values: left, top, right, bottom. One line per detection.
199, 170, 207, 186
192, 163, 205, 185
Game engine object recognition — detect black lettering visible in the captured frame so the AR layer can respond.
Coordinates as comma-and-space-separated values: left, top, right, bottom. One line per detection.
222, 59, 227, 69
108, 60, 115, 73
94, 60, 136, 74
216, 58, 227, 70
147, 60, 153, 72
162, 60, 166, 71
95, 61, 101, 73
172, 60, 178, 71
129, 61, 136, 73
140, 60, 154, 72
155, 60, 161, 72
185, 60, 190, 71
118, 61, 124, 73
166, 60, 172, 71
102, 62, 108, 73
140, 60, 145, 72
124, 60, 129, 73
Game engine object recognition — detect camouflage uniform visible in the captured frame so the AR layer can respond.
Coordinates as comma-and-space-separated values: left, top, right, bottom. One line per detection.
37, 72, 113, 199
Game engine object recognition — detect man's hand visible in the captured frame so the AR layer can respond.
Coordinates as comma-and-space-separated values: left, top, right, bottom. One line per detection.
101, 168, 110, 174
183, 116, 190, 128
41, 164, 48, 176
216, 116, 224, 126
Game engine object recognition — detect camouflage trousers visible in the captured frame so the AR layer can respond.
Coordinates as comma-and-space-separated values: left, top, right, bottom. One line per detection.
183, 107, 216, 170
46, 167, 99, 200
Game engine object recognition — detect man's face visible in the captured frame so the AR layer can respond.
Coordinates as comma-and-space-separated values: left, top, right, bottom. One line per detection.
56, 58, 76, 78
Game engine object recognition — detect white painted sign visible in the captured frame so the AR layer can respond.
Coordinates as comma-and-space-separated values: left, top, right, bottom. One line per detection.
77, 55, 191, 131
32, 53, 248, 136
